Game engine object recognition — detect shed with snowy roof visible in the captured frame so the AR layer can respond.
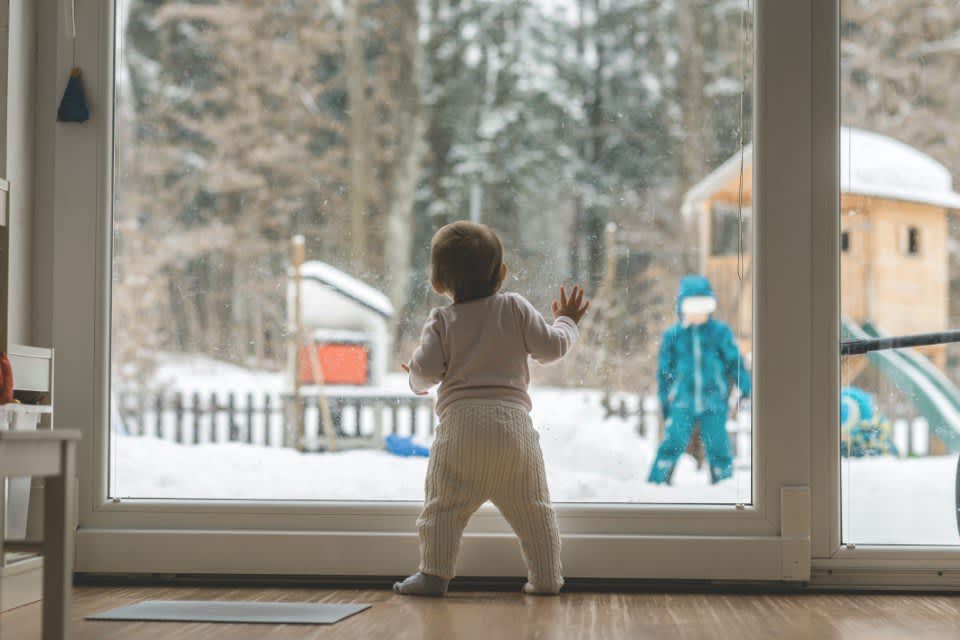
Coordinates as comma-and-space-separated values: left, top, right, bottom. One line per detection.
287, 261, 394, 386
683, 127, 960, 363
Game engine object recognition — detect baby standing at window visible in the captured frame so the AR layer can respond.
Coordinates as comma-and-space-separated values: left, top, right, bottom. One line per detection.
394, 221, 590, 597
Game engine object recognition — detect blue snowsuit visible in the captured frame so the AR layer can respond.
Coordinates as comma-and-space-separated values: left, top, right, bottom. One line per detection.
648, 275, 752, 485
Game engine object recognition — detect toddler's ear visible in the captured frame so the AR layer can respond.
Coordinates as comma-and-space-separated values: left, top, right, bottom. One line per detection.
499, 263, 508, 284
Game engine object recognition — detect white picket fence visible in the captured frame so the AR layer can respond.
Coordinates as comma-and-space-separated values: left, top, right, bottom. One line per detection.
603, 393, 753, 464
605, 393, 935, 460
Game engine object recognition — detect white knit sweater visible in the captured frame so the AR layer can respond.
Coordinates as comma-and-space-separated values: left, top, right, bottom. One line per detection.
407, 292, 578, 415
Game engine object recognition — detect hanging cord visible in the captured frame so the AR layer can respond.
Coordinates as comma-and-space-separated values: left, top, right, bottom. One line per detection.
734, 0, 751, 499
65, 0, 77, 66
736, 0, 751, 282
847, 125, 853, 206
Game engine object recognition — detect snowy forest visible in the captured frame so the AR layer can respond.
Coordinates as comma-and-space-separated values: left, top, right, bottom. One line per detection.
110, 0, 960, 393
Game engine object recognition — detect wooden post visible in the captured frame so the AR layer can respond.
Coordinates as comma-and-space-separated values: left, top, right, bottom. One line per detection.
192, 391, 201, 444
290, 234, 338, 452
373, 400, 385, 448
210, 392, 218, 443
290, 235, 305, 449
137, 391, 146, 436
228, 392, 238, 442
154, 394, 164, 439
246, 392, 255, 444
264, 393, 272, 447
174, 393, 184, 444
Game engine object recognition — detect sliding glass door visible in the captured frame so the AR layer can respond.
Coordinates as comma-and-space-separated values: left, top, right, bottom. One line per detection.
839, 0, 960, 547
55, 0, 826, 581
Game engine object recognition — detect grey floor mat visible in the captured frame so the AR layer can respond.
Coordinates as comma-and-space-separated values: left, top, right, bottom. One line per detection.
86, 600, 371, 625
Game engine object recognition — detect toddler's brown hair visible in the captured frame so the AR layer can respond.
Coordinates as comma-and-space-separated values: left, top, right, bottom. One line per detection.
430, 221, 504, 303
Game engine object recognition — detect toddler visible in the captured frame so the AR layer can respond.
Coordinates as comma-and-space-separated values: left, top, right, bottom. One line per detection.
394, 221, 590, 597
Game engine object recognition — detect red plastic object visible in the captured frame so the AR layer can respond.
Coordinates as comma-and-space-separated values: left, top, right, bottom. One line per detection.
299, 343, 369, 385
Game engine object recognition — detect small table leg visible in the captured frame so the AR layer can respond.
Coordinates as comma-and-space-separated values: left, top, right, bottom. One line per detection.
42, 441, 75, 640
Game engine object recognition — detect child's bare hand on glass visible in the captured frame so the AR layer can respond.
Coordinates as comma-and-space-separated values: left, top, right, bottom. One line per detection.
551, 285, 590, 325
400, 362, 428, 395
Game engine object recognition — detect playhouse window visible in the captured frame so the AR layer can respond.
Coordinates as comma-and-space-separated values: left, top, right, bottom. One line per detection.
710, 204, 748, 256
905, 226, 921, 255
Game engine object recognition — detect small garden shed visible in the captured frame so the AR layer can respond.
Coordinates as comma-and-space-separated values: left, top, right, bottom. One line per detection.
682, 127, 960, 364
287, 261, 394, 387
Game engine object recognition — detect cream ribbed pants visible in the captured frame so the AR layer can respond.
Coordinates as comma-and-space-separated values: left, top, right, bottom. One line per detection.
417, 400, 563, 593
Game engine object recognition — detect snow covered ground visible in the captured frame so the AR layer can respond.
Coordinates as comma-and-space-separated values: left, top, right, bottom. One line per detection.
842, 455, 960, 545
111, 354, 960, 546
111, 387, 751, 504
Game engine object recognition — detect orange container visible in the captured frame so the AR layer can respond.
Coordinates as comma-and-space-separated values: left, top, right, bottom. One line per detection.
299, 343, 369, 385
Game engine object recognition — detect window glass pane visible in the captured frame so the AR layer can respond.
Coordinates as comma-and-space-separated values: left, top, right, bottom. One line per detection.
110, 0, 754, 503
841, 0, 960, 544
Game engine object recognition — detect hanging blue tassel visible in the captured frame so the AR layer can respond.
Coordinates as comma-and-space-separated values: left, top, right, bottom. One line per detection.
57, 67, 90, 123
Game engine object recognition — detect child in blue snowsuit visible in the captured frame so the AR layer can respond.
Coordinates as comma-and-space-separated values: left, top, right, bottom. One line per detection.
648, 275, 751, 485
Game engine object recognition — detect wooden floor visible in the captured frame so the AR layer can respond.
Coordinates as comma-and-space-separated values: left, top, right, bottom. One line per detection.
4, 585, 960, 639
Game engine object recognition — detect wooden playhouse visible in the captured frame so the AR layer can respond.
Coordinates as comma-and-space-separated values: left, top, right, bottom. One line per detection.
682, 127, 960, 366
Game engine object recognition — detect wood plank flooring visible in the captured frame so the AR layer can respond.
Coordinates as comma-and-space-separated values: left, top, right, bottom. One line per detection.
3, 584, 960, 639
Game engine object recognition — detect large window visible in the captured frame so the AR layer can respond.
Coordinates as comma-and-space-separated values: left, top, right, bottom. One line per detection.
109, 0, 755, 504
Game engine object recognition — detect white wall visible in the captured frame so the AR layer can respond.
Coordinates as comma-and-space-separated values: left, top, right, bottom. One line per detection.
6, 0, 38, 345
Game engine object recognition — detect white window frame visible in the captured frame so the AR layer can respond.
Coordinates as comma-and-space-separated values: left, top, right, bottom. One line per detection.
50, 0, 935, 585
807, 2, 960, 589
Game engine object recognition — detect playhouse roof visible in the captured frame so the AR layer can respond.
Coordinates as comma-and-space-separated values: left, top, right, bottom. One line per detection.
683, 127, 960, 213
297, 261, 395, 319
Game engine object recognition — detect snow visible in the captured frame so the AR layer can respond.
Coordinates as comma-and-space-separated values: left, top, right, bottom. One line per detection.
840, 127, 960, 210
113, 355, 960, 546
842, 455, 960, 545
684, 127, 960, 214
148, 353, 287, 395
111, 386, 751, 504
297, 261, 395, 319
115, 354, 751, 503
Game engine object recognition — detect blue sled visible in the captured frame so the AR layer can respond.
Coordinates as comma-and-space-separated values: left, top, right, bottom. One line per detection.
385, 433, 429, 457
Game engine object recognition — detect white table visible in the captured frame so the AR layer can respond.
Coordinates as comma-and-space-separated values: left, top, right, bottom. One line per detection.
0, 429, 80, 640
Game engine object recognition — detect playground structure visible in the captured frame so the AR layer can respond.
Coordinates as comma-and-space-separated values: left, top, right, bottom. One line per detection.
683, 127, 960, 455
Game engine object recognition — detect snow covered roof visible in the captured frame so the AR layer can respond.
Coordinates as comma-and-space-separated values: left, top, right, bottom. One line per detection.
296, 261, 394, 319
683, 127, 960, 213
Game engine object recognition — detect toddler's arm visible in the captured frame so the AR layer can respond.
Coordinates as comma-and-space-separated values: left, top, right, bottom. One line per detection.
513, 294, 579, 365
407, 309, 447, 394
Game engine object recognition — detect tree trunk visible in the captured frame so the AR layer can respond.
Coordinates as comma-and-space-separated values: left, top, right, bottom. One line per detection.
586, 0, 607, 287
344, 0, 369, 272
383, 0, 423, 314
675, 0, 707, 188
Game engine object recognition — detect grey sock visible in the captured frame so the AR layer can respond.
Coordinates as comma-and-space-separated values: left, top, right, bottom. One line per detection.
523, 581, 563, 595
393, 572, 450, 597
